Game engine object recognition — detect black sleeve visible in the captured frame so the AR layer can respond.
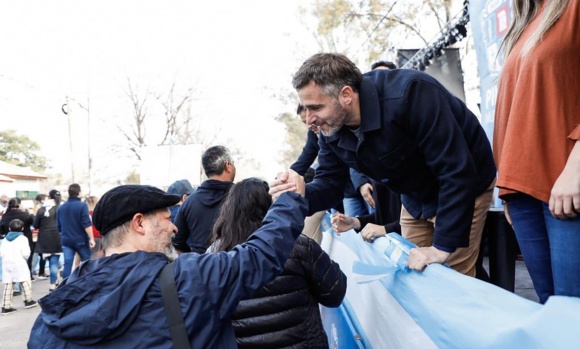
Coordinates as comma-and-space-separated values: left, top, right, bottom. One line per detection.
305, 136, 348, 215
403, 79, 478, 248
0, 217, 7, 236
384, 221, 401, 234
355, 214, 376, 232
172, 201, 193, 253
33, 210, 42, 230
300, 236, 347, 308
290, 130, 320, 176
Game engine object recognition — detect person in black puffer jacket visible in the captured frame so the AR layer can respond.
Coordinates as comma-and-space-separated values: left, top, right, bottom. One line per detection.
209, 177, 347, 349
0, 197, 35, 277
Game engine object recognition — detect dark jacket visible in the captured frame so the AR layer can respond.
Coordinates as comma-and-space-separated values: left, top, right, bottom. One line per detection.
290, 129, 359, 199
0, 209, 34, 247
57, 197, 92, 246
232, 234, 346, 349
28, 192, 308, 349
290, 129, 320, 176
172, 179, 233, 253
356, 179, 402, 234
34, 205, 62, 255
306, 69, 496, 250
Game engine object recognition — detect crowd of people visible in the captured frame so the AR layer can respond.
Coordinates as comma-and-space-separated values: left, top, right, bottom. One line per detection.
0, 0, 577, 346
0, 184, 100, 314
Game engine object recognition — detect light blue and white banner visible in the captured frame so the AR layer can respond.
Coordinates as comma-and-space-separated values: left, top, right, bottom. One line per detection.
319, 214, 580, 348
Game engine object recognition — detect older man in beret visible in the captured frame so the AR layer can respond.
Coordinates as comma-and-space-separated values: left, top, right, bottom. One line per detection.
28, 173, 309, 348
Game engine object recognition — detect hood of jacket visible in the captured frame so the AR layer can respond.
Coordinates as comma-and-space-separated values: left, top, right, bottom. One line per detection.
5, 231, 23, 241
35, 251, 169, 345
196, 179, 233, 206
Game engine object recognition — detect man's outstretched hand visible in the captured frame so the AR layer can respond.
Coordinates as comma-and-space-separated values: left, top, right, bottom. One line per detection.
407, 246, 450, 272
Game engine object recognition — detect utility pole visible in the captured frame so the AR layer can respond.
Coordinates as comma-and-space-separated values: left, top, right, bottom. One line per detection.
79, 97, 92, 194
87, 96, 91, 194
62, 97, 75, 183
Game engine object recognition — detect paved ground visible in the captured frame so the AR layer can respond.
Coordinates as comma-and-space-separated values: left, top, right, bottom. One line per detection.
513, 260, 539, 302
0, 259, 539, 348
0, 277, 48, 349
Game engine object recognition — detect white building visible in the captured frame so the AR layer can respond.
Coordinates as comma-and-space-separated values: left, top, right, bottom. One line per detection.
0, 160, 47, 208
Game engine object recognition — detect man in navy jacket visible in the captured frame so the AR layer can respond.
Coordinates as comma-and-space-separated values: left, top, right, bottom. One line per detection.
291, 104, 372, 217
57, 183, 95, 278
172, 145, 235, 254
29, 177, 308, 348
271, 53, 496, 276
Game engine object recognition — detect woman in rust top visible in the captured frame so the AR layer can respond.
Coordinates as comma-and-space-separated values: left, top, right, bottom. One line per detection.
494, 0, 580, 304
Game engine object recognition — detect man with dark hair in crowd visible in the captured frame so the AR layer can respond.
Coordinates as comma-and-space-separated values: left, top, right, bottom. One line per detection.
371, 60, 397, 70
172, 146, 236, 253
57, 184, 95, 278
28, 175, 309, 347
271, 53, 496, 276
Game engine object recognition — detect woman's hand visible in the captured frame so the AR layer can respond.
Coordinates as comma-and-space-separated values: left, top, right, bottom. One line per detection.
331, 212, 359, 235
549, 140, 580, 219
360, 223, 386, 242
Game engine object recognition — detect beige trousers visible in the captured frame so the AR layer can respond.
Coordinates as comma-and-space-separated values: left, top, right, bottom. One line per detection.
401, 181, 495, 276
302, 210, 325, 244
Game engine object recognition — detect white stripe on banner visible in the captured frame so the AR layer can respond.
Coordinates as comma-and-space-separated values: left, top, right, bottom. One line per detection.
319, 212, 580, 348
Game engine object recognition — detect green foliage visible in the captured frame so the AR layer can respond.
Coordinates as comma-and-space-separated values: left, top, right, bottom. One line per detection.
275, 112, 309, 169
0, 130, 49, 172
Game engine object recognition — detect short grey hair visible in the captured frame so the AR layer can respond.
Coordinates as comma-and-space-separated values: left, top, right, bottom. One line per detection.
101, 221, 131, 251
101, 211, 161, 252
202, 145, 232, 177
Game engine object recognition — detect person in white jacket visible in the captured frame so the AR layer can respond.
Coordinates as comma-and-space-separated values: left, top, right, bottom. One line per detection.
1, 218, 38, 315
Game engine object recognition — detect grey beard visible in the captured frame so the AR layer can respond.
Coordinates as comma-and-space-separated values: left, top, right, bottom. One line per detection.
164, 244, 178, 261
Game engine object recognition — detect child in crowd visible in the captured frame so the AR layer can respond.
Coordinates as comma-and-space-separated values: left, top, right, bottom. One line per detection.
1, 218, 38, 315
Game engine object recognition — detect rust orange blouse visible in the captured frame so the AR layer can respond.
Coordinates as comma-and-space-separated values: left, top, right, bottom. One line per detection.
494, 0, 580, 203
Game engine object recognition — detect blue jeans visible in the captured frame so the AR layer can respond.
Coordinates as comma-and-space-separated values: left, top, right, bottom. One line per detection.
343, 197, 370, 217
47, 254, 60, 285
62, 243, 91, 278
507, 193, 580, 304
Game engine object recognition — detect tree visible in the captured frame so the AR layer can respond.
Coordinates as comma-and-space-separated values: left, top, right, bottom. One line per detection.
117, 78, 150, 161
117, 78, 216, 162
301, 0, 456, 67
155, 81, 194, 145
0, 130, 50, 172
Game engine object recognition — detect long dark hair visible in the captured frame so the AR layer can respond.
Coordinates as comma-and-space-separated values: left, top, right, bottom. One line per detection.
211, 178, 272, 252
6, 197, 21, 213
48, 189, 62, 208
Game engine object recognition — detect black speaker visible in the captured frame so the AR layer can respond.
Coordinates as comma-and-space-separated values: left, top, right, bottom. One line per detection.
397, 48, 466, 102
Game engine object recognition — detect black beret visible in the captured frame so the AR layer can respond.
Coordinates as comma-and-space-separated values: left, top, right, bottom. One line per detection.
93, 185, 181, 235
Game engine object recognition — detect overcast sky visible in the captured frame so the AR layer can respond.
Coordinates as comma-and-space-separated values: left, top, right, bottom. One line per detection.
0, 0, 319, 192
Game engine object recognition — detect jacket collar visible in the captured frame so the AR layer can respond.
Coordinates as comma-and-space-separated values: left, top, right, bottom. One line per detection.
324, 77, 382, 151
358, 76, 382, 133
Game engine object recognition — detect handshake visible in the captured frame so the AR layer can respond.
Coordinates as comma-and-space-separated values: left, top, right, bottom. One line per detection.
268, 169, 306, 200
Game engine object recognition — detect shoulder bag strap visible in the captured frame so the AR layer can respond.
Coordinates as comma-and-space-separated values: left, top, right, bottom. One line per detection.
160, 262, 191, 349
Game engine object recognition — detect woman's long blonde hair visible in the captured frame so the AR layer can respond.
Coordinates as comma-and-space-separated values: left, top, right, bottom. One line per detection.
85, 195, 100, 212
502, 0, 570, 57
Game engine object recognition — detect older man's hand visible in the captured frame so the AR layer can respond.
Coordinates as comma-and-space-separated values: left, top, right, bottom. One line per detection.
269, 170, 305, 200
